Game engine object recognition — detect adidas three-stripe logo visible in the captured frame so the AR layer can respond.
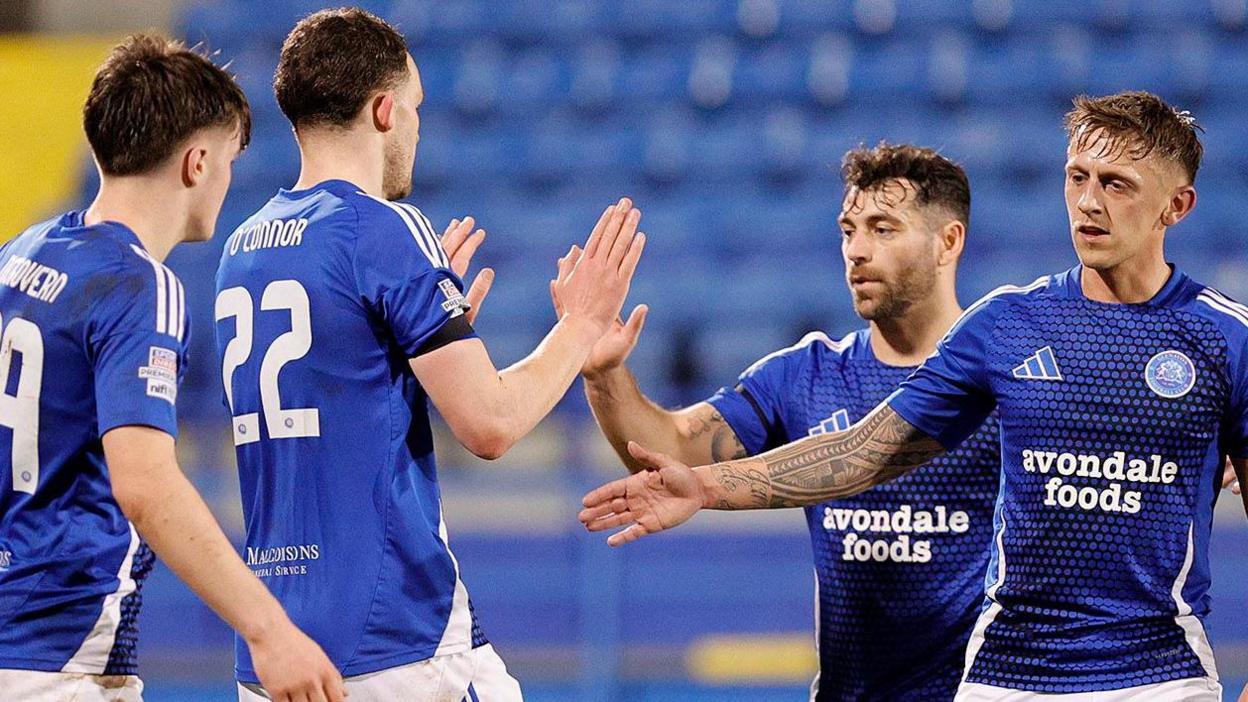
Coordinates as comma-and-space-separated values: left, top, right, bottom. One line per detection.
1013, 346, 1062, 381
130, 245, 185, 341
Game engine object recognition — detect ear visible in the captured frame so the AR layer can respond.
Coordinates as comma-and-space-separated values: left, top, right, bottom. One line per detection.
1161, 185, 1197, 227
180, 145, 208, 188
936, 219, 966, 267
371, 92, 396, 133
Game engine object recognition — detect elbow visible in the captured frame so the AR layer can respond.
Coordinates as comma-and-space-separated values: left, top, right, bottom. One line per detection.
458, 423, 515, 461
112, 480, 154, 530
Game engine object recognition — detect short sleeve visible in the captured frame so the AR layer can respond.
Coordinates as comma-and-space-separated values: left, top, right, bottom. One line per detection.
887, 296, 1003, 451
706, 348, 799, 455
352, 200, 477, 357
89, 257, 190, 437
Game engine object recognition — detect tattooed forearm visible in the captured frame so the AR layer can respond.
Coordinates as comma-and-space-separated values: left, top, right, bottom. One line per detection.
706, 405, 944, 509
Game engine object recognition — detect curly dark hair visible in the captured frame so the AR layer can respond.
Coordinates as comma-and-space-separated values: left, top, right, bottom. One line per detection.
83, 34, 251, 176
1064, 91, 1203, 184
841, 142, 971, 227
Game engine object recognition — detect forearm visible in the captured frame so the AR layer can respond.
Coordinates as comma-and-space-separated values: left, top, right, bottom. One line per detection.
584, 365, 709, 472
692, 405, 945, 509
488, 315, 601, 445
123, 466, 289, 644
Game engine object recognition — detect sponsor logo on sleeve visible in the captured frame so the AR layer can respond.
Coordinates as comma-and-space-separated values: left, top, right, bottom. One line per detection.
438, 278, 470, 317
140, 346, 178, 404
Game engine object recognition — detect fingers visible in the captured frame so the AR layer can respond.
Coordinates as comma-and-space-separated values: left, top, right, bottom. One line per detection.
324, 675, 346, 702
618, 231, 646, 280
586, 198, 632, 260
556, 245, 582, 286
441, 217, 469, 254
606, 209, 642, 268
583, 202, 619, 259
584, 510, 638, 532
449, 228, 486, 277
608, 523, 650, 547
581, 477, 628, 509
579, 493, 631, 524
623, 304, 649, 344
464, 268, 494, 324
1234, 481, 1242, 495
627, 440, 678, 470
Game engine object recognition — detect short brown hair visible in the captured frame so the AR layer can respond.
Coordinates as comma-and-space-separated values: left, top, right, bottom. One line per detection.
1064, 91, 1203, 183
84, 34, 251, 176
275, 8, 410, 130
841, 142, 971, 227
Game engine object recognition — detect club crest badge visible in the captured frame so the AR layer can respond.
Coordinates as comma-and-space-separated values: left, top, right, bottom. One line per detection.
1145, 350, 1195, 399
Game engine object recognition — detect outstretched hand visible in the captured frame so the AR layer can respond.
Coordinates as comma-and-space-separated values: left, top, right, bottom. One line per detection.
551, 198, 646, 340
551, 249, 648, 376
579, 442, 705, 546
441, 216, 494, 324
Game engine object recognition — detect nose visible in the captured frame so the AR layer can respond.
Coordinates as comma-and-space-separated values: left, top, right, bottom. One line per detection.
843, 230, 872, 265
1076, 181, 1103, 219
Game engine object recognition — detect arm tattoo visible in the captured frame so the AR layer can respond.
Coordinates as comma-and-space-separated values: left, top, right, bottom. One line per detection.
708, 406, 944, 509
686, 407, 749, 462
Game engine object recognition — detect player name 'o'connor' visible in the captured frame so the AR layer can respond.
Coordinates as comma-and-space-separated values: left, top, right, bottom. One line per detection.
226, 217, 308, 256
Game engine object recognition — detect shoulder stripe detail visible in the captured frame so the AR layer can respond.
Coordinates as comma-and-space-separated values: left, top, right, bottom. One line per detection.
962, 275, 1049, 319
400, 203, 450, 269
359, 193, 445, 269
946, 275, 1049, 335
1197, 290, 1248, 329
130, 245, 167, 336
742, 330, 853, 377
129, 245, 184, 341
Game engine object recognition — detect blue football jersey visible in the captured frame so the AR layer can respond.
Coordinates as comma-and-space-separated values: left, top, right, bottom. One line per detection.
708, 329, 1001, 701
215, 180, 484, 681
887, 265, 1243, 692
0, 211, 189, 675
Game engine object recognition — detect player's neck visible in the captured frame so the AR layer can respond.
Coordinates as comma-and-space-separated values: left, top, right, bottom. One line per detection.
293, 130, 386, 198
1080, 249, 1171, 304
869, 292, 962, 367
84, 177, 186, 262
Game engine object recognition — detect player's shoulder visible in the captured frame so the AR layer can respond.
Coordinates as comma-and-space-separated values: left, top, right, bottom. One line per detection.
339, 191, 450, 272
951, 273, 1055, 332
1189, 283, 1248, 343
742, 329, 859, 378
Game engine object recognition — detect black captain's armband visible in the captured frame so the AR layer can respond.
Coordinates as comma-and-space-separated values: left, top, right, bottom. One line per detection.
414, 315, 474, 356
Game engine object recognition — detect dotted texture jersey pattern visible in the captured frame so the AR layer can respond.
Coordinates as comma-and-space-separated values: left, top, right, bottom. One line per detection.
889, 266, 1241, 692
709, 329, 1001, 701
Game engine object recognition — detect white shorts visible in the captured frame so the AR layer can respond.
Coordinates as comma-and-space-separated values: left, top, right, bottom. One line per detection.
0, 668, 144, 701
955, 677, 1222, 701
238, 643, 522, 702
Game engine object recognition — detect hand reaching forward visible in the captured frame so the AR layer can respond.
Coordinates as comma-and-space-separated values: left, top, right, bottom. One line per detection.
552, 198, 646, 340
550, 247, 648, 377
579, 442, 705, 546
441, 216, 494, 324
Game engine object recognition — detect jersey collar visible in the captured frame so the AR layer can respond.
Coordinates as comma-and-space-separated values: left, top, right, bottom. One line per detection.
1061, 264, 1191, 307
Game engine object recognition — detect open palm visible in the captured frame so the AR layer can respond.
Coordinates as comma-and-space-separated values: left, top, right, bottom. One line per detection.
550, 245, 648, 376
579, 442, 705, 546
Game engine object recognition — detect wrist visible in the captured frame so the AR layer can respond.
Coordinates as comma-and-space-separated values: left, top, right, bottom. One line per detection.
582, 360, 626, 385
559, 313, 604, 349
239, 606, 291, 647
694, 465, 726, 509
